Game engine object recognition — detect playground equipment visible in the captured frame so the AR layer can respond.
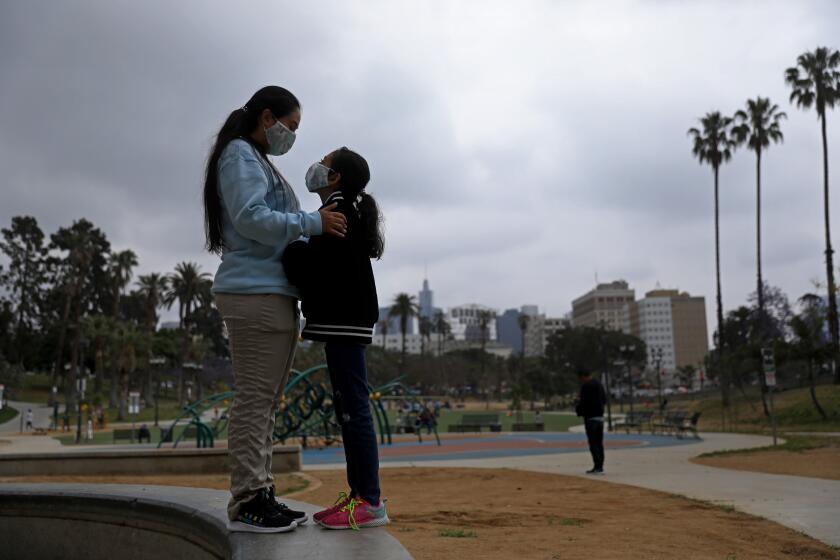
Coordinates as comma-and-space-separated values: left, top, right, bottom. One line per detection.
159, 365, 441, 448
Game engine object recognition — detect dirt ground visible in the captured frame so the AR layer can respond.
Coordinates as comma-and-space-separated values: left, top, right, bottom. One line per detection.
5, 468, 837, 560
692, 445, 840, 481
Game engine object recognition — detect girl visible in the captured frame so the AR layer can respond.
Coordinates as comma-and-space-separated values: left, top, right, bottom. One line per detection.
204, 86, 347, 533
282, 147, 389, 530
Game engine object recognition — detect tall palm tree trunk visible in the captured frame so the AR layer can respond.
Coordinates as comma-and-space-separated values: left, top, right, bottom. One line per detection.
819, 114, 840, 384
714, 166, 730, 410
755, 151, 770, 417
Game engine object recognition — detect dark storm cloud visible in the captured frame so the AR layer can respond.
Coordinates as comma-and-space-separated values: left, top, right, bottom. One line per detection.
1, 0, 839, 326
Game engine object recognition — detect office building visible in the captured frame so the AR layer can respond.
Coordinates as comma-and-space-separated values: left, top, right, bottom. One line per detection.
571, 280, 635, 331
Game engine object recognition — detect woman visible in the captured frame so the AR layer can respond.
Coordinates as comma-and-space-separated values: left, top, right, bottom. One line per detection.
283, 147, 388, 530
204, 86, 347, 533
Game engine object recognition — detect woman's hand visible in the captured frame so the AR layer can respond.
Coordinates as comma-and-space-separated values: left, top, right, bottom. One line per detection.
319, 202, 348, 237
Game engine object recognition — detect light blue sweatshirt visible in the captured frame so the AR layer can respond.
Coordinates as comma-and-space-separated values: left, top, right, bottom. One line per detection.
211, 139, 322, 297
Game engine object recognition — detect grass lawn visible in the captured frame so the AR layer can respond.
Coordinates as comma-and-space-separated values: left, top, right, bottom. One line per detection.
667, 383, 840, 433
0, 405, 19, 424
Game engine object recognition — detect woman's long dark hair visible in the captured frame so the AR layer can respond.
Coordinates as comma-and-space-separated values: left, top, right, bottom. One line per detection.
204, 86, 300, 254
330, 147, 385, 259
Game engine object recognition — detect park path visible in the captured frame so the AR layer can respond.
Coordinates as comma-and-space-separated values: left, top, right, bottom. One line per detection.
308, 431, 840, 547
0, 400, 56, 435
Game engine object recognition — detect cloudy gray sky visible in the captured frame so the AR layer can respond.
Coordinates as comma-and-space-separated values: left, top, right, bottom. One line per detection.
1, 1, 839, 327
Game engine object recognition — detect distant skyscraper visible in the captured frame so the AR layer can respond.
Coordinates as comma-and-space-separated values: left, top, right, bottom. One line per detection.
419, 278, 434, 319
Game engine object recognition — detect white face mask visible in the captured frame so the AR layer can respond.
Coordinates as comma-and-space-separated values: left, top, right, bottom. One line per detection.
265, 120, 296, 155
305, 162, 333, 192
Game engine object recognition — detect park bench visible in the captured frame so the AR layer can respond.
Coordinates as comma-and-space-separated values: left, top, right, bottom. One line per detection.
112, 428, 136, 443
653, 410, 688, 436
615, 410, 654, 434
159, 425, 198, 443
512, 422, 545, 432
447, 413, 502, 433
676, 412, 702, 439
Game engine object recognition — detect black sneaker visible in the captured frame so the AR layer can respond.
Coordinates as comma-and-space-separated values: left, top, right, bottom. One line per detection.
586, 468, 605, 475
230, 489, 298, 533
268, 485, 309, 525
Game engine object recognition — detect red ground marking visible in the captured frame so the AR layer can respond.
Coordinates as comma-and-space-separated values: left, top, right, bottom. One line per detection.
377, 438, 644, 458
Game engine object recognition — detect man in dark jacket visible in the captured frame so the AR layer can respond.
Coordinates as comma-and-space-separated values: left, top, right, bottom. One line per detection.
575, 368, 607, 474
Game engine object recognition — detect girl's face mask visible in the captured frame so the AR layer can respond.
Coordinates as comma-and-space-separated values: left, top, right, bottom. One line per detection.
265, 118, 296, 155
305, 162, 334, 192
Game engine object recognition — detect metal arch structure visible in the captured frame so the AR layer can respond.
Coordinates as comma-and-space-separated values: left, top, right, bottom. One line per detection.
159, 364, 434, 449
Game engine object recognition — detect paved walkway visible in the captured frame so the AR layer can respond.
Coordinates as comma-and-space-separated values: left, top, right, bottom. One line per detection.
306, 432, 840, 547
3, 425, 838, 547
0, 401, 57, 435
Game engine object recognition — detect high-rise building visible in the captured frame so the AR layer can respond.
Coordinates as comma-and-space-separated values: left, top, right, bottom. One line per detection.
622, 289, 709, 379
446, 304, 497, 342
418, 278, 434, 319
571, 280, 635, 331
543, 316, 570, 349
495, 306, 547, 357
496, 309, 523, 354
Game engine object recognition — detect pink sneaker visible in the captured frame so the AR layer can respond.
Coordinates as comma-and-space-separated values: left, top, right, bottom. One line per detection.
319, 497, 389, 530
314, 491, 352, 523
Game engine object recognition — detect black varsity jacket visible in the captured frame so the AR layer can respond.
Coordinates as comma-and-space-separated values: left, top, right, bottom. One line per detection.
281, 190, 379, 344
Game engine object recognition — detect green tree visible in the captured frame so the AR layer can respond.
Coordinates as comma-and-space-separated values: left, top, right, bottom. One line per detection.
82, 314, 116, 397
389, 293, 418, 367
790, 293, 830, 419
688, 111, 736, 407
49, 219, 111, 411
786, 47, 840, 383
0, 216, 49, 367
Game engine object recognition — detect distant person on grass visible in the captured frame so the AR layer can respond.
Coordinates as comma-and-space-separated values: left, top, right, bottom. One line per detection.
283, 147, 389, 530
575, 368, 607, 475
204, 86, 348, 534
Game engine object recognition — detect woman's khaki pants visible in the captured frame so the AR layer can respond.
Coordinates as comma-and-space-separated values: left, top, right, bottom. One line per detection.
215, 293, 298, 520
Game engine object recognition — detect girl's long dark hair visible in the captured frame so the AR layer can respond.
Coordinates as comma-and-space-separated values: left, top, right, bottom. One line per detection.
204, 86, 300, 254
330, 147, 385, 259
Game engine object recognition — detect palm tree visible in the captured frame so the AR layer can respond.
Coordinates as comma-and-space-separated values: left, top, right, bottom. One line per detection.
786, 47, 840, 383
164, 262, 211, 404
732, 97, 786, 413
688, 111, 736, 408
732, 98, 786, 337
108, 250, 138, 317
418, 316, 432, 356
433, 310, 451, 356
164, 262, 210, 329
389, 293, 418, 367
477, 309, 494, 408
136, 273, 168, 332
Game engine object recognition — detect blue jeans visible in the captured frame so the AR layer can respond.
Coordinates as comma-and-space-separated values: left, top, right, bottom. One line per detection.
324, 341, 381, 505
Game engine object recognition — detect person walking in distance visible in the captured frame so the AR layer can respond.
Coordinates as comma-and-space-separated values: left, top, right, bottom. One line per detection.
575, 368, 607, 474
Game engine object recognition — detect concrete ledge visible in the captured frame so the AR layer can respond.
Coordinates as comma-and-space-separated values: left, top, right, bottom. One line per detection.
0, 484, 413, 560
0, 445, 300, 476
